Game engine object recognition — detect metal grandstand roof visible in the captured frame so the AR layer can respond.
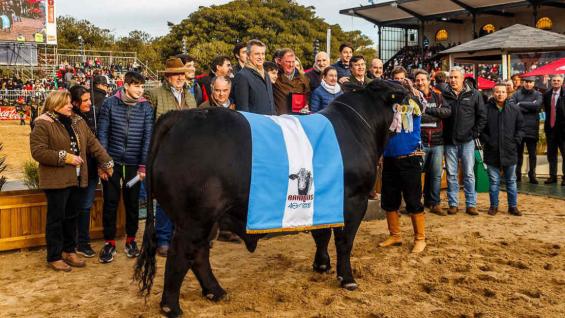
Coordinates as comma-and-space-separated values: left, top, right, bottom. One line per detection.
340, 0, 565, 27
441, 23, 565, 54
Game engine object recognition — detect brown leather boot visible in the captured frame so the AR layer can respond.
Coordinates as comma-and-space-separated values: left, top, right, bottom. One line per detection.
447, 206, 458, 215
378, 211, 402, 247
48, 260, 72, 272
62, 252, 86, 267
410, 213, 426, 253
466, 207, 479, 216
488, 206, 498, 216
508, 207, 522, 216
430, 205, 446, 216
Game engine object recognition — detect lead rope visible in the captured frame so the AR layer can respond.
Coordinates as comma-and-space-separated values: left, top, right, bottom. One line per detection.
332, 100, 374, 133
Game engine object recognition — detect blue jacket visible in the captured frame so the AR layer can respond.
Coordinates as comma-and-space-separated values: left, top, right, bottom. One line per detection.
97, 92, 154, 166
332, 60, 351, 79
310, 85, 343, 112
233, 67, 276, 115
384, 115, 422, 158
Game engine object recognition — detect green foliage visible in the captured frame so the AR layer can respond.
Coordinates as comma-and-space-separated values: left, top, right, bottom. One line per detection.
56, 16, 115, 50
161, 0, 376, 70
0, 143, 6, 191
22, 160, 39, 190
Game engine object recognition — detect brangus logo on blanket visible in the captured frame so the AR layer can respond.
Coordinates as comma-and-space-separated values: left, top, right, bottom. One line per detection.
288, 168, 314, 206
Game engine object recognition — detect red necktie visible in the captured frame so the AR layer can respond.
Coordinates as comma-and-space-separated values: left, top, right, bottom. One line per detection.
550, 92, 557, 128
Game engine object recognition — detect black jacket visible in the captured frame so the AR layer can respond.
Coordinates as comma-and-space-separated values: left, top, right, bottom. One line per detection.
508, 87, 543, 140
421, 89, 451, 147
92, 86, 107, 118
232, 67, 276, 115
543, 87, 565, 140
481, 101, 524, 167
305, 69, 322, 91
442, 84, 487, 145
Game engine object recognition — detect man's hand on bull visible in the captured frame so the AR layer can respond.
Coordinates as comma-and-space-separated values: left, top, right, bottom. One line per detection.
138, 165, 146, 181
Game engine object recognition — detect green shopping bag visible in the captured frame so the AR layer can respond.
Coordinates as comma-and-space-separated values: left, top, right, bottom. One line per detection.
474, 139, 489, 193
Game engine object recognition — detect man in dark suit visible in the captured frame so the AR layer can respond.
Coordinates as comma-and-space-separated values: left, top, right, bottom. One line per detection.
543, 74, 565, 185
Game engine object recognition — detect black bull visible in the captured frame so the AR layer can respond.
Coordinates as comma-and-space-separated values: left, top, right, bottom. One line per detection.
134, 80, 409, 317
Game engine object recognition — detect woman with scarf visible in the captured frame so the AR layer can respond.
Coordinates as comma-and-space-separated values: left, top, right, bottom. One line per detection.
309, 67, 342, 113
30, 91, 114, 271
69, 85, 99, 258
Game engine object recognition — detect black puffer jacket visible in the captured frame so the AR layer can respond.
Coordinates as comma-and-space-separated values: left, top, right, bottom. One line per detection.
480, 100, 524, 167
442, 84, 487, 145
508, 87, 542, 140
421, 89, 451, 147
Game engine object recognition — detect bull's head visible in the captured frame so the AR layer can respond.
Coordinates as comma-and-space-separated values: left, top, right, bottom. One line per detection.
365, 79, 409, 107
289, 168, 312, 195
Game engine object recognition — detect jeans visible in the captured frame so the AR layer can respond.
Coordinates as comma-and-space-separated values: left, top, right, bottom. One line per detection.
486, 164, 517, 208
44, 187, 83, 262
423, 145, 444, 206
517, 137, 538, 178
445, 140, 476, 208
77, 175, 98, 246
156, 203, 173, 247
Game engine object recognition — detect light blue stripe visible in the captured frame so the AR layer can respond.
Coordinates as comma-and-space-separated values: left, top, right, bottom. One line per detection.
240, 112, 289, 230
296, 114, 344, 225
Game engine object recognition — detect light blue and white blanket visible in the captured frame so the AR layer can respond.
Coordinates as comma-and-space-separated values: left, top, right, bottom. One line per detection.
239, 112, 344, 234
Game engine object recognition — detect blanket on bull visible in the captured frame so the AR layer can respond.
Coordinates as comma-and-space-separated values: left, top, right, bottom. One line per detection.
239, 112, 344, 234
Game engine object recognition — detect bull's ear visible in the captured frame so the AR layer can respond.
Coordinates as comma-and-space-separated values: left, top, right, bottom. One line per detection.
289, 174, 298, 180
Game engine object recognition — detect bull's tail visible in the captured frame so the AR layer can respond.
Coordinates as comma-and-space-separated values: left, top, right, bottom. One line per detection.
133, 112, 183, 299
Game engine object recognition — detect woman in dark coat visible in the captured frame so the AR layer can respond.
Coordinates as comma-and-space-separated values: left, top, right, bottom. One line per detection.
30, 90, 114, 271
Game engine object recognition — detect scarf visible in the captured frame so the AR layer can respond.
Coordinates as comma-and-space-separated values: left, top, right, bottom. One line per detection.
115, 89, 144, 106
320, 79, 341, 95
48, 111, 80, 156
245, 61, 265, 80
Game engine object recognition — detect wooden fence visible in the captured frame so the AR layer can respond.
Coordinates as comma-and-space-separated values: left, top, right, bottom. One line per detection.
0, 188, 125, 251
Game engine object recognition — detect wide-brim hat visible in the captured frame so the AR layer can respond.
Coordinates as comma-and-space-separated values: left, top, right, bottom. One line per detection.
521, 76, 536, 81
161, 57, 191, 74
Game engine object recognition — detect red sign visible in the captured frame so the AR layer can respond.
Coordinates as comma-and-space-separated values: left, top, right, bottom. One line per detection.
0, 107, 30, 120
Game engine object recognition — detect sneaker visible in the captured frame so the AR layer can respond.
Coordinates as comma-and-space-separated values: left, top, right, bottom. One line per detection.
76, 244, 96, 258
125, 241, 140, 258
99, 243, 116, 263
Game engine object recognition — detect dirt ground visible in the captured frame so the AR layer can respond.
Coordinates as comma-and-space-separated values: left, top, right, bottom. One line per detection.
0, 120, 33, 181
0, 191, 564, 318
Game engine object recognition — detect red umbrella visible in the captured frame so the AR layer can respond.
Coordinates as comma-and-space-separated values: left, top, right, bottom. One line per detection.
521, 58, 565, 77
477, 77, 496, 90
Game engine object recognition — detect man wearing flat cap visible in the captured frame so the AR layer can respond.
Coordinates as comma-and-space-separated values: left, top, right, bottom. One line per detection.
509, 76, 543, 184
144, 57, 197, 256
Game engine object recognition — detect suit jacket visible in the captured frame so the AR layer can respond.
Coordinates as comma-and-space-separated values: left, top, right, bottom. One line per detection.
145, 81, 197, 120
543, 87, 565, 139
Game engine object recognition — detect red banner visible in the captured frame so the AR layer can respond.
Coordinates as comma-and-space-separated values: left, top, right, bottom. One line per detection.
0, 107, 30, 120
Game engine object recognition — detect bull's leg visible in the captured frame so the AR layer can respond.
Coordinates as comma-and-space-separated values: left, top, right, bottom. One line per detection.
160, 230, 194, 318
311, 229, 332, 273
191, 244, 227, 301
333, 216, 362, 291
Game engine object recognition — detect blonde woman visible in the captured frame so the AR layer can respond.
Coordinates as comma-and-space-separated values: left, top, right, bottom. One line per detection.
30, 90, 114, 272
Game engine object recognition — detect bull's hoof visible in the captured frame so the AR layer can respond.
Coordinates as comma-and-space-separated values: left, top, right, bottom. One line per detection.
203, 288, 227, 302
313, 263, 331, 273
337, 276, 358, 291
161, 305, 183, 318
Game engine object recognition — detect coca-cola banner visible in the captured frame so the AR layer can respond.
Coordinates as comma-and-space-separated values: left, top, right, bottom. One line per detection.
0, 107, 30, 120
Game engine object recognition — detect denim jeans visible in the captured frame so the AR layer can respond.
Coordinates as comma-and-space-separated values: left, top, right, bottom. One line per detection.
486, 164, 517, 208
156, 202, 173, 248
423, 145, 444, 206
445, 140, 476, 208
77, 176, 98, 246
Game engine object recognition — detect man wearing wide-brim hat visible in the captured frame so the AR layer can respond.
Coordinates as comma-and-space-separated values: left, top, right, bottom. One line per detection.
145, 57, 197, 119
144, 57, 197, 256
509, 75, 543, 184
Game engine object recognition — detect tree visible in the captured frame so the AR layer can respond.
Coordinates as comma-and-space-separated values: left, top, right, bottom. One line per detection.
115, 31, 164, 73
56, 16, 115, 50
161, 0, 376, 70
